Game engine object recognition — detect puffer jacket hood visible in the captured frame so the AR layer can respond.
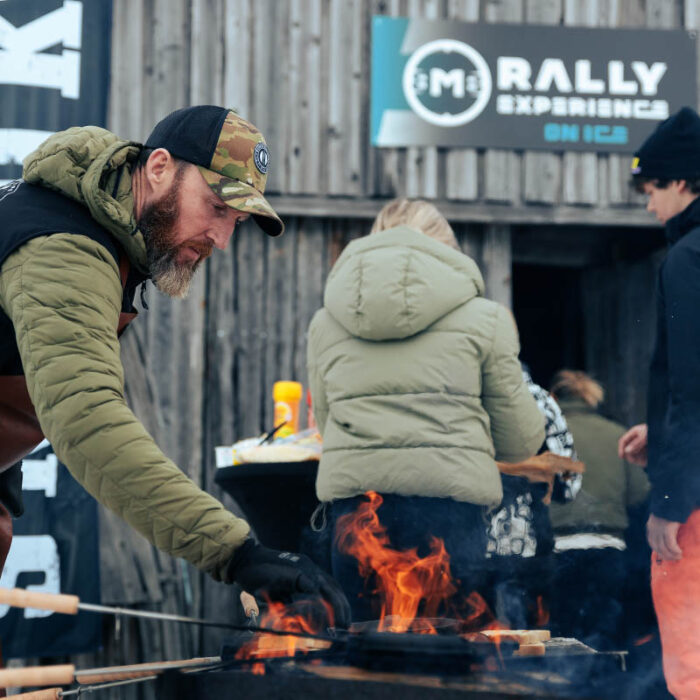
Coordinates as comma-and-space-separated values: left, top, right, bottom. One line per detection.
22, 126, 148, 274
324, 226, 485, 341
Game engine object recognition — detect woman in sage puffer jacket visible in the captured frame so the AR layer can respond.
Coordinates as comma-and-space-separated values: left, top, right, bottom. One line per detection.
307, 199, 544, 620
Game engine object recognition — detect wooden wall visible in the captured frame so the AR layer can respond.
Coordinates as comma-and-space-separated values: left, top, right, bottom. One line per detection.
66, 0, 698, 689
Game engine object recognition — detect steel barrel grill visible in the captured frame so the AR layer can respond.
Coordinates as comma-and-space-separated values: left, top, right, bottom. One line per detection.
0, 589, 628, 698
157, 621, 628, 699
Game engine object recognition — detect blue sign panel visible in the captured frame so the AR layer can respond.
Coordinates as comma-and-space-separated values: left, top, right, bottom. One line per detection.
371, 17, 697, 152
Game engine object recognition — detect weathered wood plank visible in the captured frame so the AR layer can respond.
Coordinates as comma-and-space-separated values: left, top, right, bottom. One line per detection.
294, 220, 327, 388
288, 0, 323, 194
190, 0, 224, 104
453, 221, 484, 263
234, 223, 268, 438
685, 0, 700, 122
251, 0, 288, 193
107, 0, 145, 138
647, 0, 681, 26
482, 224, 512, 307
263, 220, 298, 429
328, 0, 365, 195
223, 0, 251, 115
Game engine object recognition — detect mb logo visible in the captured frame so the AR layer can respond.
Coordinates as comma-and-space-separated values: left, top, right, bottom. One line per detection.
402, 39, 492, 127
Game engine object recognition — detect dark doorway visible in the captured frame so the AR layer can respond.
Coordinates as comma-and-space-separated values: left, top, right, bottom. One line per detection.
512, 264, 584, 390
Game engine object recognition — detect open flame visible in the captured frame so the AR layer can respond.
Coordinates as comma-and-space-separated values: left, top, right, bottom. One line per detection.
335, 491, 510, 636
237, 490, 545, 670
335, 491, 460, 632
234, 599, 333, 667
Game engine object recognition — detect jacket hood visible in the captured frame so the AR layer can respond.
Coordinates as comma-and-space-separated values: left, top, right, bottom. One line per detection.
324, 226, 485, 341
22, 126, 149, 273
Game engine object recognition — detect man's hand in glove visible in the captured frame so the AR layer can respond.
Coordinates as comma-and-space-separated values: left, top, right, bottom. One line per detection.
227, 539, 352, 629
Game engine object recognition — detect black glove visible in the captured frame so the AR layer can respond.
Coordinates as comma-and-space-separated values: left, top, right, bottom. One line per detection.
227, 539, 351, 629
0, 462, 24, 518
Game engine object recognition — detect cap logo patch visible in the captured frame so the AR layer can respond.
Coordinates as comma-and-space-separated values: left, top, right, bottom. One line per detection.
253, 142, 269, 174
631, 156, 641, 174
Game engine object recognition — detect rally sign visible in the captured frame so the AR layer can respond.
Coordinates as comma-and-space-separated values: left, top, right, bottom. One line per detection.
371, 17, 696, 152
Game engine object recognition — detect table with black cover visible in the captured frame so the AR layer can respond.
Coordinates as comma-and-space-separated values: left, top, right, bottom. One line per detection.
214, 460, 320, 552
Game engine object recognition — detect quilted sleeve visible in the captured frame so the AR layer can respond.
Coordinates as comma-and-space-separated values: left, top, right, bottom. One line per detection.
0, 234, 249, 581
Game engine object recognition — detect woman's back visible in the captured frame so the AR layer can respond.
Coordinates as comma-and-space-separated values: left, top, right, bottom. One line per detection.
308, 226, 544, 506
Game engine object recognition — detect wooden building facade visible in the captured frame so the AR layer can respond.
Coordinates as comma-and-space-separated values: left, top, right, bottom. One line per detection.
49, 0, 697, 695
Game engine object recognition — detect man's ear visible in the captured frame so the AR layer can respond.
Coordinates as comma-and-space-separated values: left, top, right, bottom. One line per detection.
675, 179, 689, 193
145, 148, 174, 186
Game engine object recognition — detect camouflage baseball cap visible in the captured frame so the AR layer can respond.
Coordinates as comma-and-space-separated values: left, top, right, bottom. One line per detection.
144, 105, 284, 236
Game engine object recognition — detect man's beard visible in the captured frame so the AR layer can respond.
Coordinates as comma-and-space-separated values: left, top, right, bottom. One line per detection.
138, 168, 210, 298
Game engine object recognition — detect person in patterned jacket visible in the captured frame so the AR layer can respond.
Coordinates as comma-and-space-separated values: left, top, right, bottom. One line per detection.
483, 366, 581, 628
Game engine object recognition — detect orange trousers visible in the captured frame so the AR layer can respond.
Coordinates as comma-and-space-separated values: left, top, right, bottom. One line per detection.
652, 509, 700, 700
0, 504, 10, 697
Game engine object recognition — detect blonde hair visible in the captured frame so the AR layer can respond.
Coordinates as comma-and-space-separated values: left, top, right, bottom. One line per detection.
370, 198, 459, 250
550, 370, 604, 408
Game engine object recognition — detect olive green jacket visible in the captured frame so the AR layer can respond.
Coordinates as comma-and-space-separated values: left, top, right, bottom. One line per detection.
0, 127, 249, 580
308, 226, 545, 506
549, 398, 650, 538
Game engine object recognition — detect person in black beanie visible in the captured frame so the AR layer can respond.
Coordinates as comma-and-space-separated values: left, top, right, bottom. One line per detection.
618, 105, 700, 699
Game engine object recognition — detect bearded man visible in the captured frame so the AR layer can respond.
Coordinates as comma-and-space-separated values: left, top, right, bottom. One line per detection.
0, 106, 350, 626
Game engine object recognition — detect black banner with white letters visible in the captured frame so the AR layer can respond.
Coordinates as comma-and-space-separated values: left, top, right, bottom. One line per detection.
0, 442, 101, 659
0, 0, 112, 181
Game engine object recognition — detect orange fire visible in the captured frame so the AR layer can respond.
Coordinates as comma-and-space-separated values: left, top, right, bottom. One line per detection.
535, 595, 550, 627
237, 491, 534, 670
335, 491, 510, 636
235, 599, 333, 667
335, 491, 460, 632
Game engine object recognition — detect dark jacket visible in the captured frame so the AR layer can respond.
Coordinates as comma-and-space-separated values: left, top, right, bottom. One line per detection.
647, 196, 700, 523
550, 398, 649, 538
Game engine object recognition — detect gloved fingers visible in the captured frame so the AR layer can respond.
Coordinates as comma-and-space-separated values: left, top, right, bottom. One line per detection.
318, 576, 352, 629
294, 571, 320, 595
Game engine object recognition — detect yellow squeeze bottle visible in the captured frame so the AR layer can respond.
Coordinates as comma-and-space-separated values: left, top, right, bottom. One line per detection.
272, 381, 303, 439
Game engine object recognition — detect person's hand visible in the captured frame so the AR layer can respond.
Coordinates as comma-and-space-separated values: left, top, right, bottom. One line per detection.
227, 539, 351, 628
618, 424, 648, 466
647, 514, 683, 562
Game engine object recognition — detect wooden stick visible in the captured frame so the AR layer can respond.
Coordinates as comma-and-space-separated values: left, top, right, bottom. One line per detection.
9, 689, 61, 699
0, 666, 74, 689
0, 588, 79, 615
240, 591, 259, 618
0, 658, 219, 689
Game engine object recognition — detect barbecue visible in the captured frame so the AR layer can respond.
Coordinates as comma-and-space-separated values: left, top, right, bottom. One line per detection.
0, 586, 628, 698
0, 460, 627, 700
157, 621, 628, 700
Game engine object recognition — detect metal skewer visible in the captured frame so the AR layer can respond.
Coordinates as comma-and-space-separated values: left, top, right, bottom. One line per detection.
0, 587, 340, 642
